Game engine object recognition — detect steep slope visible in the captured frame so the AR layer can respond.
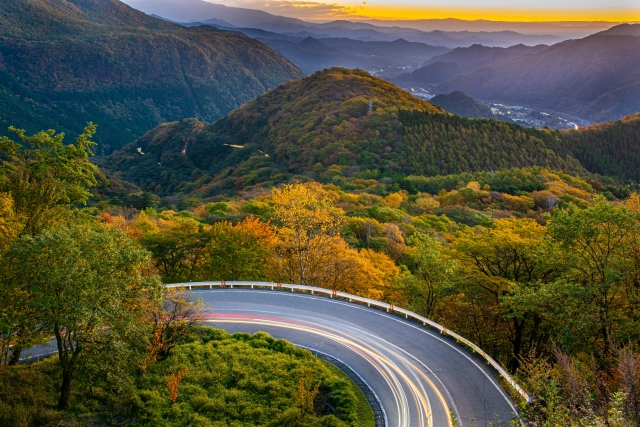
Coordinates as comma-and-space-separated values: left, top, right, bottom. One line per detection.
436, 32, 640, 122
0, 0, 179, 39
0, 0, 303, 152
429, 91, 497, 119
105, 68, 585, 196
397, 43, 547, 84
558, 113, 640, 182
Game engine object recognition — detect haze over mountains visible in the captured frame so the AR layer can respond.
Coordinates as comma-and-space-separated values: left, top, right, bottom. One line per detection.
122, 0, 566, 48
396, 44, 548, 84
195, 29, 450, 74
436, 30, 640, 122
0, 0, 302, 151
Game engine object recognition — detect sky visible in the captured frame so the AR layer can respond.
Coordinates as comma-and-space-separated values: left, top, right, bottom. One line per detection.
208, 0, 640, 22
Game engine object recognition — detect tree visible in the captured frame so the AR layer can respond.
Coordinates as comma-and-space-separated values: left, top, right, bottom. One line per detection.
449, 217, 554, 371
403, 233, 453, 317
141, 216, 208, 282
272, 183, 343, 285
2, 223, 161, 409
204, 216, 275, 281
302, 237, 399, 300
145, 287, 204, 366
0, 124, 98, 237
547, 198, 640, 366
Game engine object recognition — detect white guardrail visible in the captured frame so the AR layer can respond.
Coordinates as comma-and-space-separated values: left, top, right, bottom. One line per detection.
166, 280, 532, 404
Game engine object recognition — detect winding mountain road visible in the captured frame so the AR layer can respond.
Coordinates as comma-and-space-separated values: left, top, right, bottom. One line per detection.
194, 285, 522, 427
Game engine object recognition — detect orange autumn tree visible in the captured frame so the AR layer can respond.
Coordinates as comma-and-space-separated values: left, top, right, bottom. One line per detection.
203, 216, 276, 281
143, 287, 205, 367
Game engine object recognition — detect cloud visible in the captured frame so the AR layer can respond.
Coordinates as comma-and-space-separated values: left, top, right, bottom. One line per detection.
210, 0, 367, 20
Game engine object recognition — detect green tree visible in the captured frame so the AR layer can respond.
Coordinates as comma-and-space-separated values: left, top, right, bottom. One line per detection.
141, 216, 208, 282
0, 124, 98, 236
403, 233, 453, 317
2, 223, 161, 409
0, 124, 99, 364
547, 198, 640, 366
449, 218, 555, 371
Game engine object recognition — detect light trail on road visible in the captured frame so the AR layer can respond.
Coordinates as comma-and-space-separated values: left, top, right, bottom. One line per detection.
197, 289, 521, 427
205, 314, 452, 427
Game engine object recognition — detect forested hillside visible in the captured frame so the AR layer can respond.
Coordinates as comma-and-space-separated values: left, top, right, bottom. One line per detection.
105, 68, 587, 196
0, 0, 303, 152
558, 113, 640, 182
436, 31, 640, 122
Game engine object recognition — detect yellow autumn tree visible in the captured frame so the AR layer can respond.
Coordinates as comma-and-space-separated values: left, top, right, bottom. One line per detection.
272, 183, 343, 285
0, 192, 22, 250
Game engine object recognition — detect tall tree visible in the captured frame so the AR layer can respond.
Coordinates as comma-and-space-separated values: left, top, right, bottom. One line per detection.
3, 223, 161, 409
403, 232, 453, 317
0, 124, 99, 364
547, 198, 640, 366
449, 217, 555, 371
272, 183, 343, 285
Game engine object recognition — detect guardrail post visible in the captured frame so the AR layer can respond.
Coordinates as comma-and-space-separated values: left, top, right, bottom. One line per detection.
251, 285, 254, 289
291, 287, 294, 292
230, 284, 233, 288
189, 285, 192, 290
311, 290, 314, 295
271, 285, 274, 290
209, 284, 212, 289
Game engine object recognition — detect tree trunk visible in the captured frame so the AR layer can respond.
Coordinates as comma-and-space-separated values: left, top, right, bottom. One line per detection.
7, 345, 22, 365
58, 371, 73, 409
510, 317, 525, 373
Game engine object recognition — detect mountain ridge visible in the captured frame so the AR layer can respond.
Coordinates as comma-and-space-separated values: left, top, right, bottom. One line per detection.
0, 0, 303, 151
103, 68, 587, 196
435, 32, 640, 122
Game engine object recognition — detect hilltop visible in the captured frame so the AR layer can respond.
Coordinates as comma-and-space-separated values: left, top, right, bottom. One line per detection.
429, 91, 498, 119
104, 68, 586, 196
0, 0, 303, 152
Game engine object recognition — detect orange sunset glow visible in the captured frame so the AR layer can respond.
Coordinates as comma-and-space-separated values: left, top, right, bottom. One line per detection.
326, 6, 639, 22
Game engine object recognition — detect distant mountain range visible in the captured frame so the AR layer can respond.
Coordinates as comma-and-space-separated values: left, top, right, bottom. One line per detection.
396, 44, 547, 84
0, 0, 302, 152
192, 25, 450, 74
104, 68, 593, 196
122, 0, 564, 48
435, 29, 640, 122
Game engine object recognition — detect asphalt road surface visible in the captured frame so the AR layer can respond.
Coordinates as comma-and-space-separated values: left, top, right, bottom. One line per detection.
198, 288, 520, 427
